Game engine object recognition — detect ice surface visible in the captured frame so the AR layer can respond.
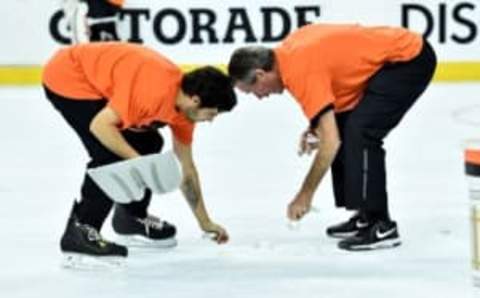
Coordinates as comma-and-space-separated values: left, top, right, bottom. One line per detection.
0, 84, 478, 298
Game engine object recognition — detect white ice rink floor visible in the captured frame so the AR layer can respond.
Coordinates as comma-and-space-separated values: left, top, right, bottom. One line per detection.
0, 84, 479, 298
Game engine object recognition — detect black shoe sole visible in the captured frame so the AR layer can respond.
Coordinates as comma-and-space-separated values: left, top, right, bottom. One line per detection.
326, 231, 359, 239
338, 238, 402, 251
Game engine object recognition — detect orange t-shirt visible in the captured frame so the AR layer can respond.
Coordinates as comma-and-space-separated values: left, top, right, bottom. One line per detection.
274, 24, 423, 119
107, 0, 124, 7
42, 42, 194, 145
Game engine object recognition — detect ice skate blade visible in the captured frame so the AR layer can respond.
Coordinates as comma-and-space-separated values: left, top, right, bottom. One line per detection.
115, 235, 177, 249
61, 253, 126, 270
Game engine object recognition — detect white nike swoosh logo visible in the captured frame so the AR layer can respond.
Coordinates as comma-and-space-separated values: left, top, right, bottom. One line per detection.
376, 228, 396, 239
356, 221, 369, 229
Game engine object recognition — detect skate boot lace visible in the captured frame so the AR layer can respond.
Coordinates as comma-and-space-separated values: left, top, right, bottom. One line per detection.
80, 224, 104, 242
137, 215, 165, 236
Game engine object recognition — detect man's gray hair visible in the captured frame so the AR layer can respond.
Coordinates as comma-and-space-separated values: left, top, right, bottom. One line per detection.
228, 46, 275, 85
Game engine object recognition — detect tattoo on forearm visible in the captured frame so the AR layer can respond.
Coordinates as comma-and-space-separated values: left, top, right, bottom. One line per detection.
182, 178, 199, 210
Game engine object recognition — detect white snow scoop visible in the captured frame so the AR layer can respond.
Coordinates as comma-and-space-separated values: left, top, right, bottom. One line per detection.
87, 151, 182, 203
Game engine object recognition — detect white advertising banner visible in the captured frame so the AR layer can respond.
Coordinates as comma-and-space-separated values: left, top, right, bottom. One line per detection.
0, 0, 479, 64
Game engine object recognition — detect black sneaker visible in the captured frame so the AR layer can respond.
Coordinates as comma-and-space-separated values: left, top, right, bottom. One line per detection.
60, 202, 127, 268
112, 205, 177, 248
337, 220, 401, 251
326, 212, 370, 239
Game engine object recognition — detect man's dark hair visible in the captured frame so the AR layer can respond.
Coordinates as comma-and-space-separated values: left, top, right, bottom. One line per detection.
182, 66, 237, 112
228, 46, 275, 84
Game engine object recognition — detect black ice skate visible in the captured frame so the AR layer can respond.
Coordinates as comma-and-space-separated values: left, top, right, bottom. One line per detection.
337, 220, 401, 251
326, 212, 371, 239
112, 205, 177, 248
60, 201, 127, 269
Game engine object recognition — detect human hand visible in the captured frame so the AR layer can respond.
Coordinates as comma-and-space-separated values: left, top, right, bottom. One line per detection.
201, 221, 229, 244
298, 129, 319, 156
287, 191, 313, 221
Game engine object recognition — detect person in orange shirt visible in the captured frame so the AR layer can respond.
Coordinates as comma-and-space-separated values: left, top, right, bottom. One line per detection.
228, 24, 436, 251
43, 42, 237, 262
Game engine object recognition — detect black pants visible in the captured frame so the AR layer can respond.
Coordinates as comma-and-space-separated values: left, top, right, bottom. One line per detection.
90, 22, 120, 42
331, 40, 437, 219
44, 87, 164, 230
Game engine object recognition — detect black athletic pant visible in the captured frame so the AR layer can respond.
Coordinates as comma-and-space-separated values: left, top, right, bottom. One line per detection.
44, 87, 164, 230
84, 0, 121, 42
331, 40, 437, 220
90, 22, 120, 42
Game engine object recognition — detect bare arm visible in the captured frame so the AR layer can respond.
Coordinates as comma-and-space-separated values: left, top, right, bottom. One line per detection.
301, 110, 341, 196
173, 137, 228, 243
288, 110, 341, 220
89, 106, 140, 159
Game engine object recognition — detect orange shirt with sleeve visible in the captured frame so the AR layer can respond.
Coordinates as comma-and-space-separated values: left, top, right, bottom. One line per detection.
107, 0, 124, 7
42, 42, 194, 145
274, 24, 423, 120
